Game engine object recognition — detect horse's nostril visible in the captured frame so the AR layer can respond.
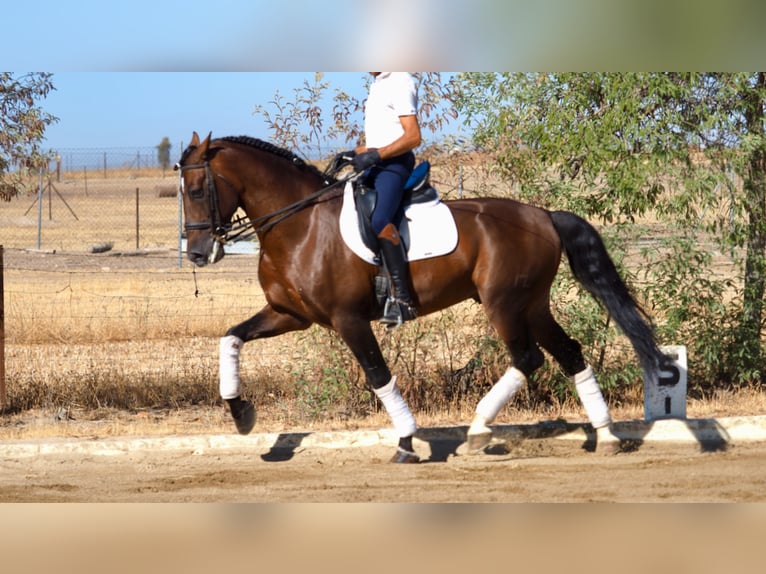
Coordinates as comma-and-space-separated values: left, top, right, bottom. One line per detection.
187, 252, 208, 267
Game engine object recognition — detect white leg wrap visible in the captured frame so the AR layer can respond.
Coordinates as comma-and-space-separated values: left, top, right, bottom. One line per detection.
573, 365, 612, 429
473, 367, 526, 428
219, 335, 244, 400
374, 376, 417, 438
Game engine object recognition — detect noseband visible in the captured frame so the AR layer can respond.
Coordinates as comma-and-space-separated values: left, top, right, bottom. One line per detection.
177, 161, 228, 241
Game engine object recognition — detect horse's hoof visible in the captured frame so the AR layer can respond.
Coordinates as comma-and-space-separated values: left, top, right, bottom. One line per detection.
595, 439, 622, 455
390, 448, 420, 464
465, 432, 492, 454
595, 425, 622, 455
232, 401, 256, 435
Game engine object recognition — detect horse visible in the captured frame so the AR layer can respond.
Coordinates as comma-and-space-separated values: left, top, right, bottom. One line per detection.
176, 131, 670, 463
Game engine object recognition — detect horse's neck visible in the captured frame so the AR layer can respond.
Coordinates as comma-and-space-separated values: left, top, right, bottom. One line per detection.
242, 174, 337, 238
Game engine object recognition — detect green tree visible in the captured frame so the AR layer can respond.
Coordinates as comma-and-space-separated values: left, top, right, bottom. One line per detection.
452, 72, 766, 387
157, 136, 172, 174
0, 73, 58, 200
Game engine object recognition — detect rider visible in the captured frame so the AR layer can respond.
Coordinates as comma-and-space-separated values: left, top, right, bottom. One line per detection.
343, 72, 422, 327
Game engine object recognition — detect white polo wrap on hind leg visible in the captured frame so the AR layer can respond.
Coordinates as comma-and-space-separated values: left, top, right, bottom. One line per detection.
219, 335, 244, 400
472, 367, 527, 429
374, 376, 417, 438
573, 365, 612, 429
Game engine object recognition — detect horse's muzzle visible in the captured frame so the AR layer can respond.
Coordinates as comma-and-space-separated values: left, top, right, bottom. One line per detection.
187, 237, 225, 267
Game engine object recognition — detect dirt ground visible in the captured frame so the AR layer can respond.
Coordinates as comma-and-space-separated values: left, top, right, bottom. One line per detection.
2, 430, 765, 502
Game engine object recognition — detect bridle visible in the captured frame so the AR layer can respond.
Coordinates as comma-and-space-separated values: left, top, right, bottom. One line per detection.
177, 161, 229, 242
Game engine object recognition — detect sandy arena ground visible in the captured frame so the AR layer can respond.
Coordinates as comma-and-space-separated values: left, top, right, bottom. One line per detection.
2, 417, 765, 503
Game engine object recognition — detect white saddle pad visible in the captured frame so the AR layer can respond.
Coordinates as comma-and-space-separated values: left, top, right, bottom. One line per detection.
339, 181, 458, 265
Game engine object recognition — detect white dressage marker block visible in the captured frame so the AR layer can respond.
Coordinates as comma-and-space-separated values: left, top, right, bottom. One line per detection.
644, 345, 687, 422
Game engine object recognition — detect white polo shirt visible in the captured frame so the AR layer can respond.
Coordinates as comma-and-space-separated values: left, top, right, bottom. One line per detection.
364, 72, 418, 149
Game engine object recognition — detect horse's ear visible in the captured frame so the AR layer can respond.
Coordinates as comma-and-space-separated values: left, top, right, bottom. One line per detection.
190, 132, 200, 146
198, 132, 213, 158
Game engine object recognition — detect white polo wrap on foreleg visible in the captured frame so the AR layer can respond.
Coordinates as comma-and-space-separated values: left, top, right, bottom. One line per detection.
474, 367, 526, 425
573, 365, 612, 429
219, 335, 244, 400
374, 375, 417, 438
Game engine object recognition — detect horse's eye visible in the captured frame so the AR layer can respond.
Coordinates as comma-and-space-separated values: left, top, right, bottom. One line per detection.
188, 188, 205, 199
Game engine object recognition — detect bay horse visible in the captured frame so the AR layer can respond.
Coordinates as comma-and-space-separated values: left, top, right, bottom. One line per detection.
176, 131, 669, 463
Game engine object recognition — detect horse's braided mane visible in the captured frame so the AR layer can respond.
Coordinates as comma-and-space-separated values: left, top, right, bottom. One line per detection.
219, 135, 332, 182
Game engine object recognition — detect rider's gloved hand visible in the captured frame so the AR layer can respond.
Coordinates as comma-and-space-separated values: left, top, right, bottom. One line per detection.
327, 150, 356, 176
351, 149, 381, 172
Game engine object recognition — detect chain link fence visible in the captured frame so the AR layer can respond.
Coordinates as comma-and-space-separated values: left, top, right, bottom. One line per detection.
1, 146, 183, 255
54, 146, 170, 175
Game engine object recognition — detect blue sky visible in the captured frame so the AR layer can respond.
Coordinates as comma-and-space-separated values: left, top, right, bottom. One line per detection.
6, 1, 760, 75
42, 73, 372, 151
4, 0, 763, 159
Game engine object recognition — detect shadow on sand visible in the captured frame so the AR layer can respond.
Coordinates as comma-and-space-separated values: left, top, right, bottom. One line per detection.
412, 417, 730, 462
259, 432, 311, 462
256, 418, 732, 463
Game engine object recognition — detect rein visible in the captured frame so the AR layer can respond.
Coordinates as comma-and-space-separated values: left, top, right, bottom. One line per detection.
179, 159, 353, 243
245, 177, 348, 236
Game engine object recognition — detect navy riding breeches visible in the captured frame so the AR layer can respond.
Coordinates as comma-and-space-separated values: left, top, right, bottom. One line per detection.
365, 152, 416, 235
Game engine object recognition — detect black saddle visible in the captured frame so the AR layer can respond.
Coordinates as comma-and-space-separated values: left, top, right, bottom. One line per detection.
354, 161, 439, 255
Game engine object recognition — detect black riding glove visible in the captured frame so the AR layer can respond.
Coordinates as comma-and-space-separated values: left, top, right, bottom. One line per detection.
327, 150, 357, 176
351, 149, 381, 172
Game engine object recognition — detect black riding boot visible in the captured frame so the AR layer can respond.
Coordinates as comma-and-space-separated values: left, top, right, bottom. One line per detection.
377, 223, 418, 328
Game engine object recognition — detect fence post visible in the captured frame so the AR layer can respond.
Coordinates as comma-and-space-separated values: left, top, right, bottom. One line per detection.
178, 141, 184, 268
37, 170, 43, 249
135, 187, 140, 250
1, 245, 6, 410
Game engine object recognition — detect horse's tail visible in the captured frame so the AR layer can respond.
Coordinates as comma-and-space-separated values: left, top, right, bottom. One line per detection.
549, 210, 668, 383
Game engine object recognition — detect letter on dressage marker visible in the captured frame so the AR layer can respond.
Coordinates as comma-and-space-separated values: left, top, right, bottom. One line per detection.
644, 345, 687, 421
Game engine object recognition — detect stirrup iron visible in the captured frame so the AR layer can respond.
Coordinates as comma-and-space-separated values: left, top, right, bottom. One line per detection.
381, 296, 404, 328
381, 296, 417, 329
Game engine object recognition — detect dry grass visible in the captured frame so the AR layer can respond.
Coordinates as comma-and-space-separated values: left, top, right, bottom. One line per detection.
3, 258, 263, 343
4, 296, 765, 441
2, 372, 764, 442
1, 252, 514, 438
